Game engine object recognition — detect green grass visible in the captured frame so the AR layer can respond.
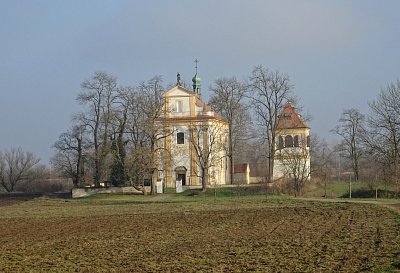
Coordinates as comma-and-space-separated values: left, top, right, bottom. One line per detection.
304, 180, 398, 199
77, 182, 397, 204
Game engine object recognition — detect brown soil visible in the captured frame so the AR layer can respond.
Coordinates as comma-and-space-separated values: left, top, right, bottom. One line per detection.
0, 200, 398, 272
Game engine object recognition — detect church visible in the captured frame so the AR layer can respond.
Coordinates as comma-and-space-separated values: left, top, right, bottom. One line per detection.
154, 71, 230, 189
153, 68, 310, 190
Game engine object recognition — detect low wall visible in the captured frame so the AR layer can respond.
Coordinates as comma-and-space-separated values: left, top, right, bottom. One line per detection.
249, 177, 266, 184
72, 186, 143, 198
233, 173, 249, 184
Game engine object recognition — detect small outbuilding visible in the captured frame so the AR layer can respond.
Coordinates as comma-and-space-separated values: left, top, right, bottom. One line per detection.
233, 163, 250, 184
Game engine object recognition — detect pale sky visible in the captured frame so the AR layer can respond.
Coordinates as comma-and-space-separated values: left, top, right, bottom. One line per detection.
1, 0, 400, 164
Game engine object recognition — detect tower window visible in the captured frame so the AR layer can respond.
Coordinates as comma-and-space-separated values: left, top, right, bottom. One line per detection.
283, 114, 292, 120
294, 135, 299, 147
285, 135, 293, 147
177, 132, 184, 144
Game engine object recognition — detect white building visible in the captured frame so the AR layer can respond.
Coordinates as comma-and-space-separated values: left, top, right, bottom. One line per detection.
273, 104, 311, 181
155, 73, 230, 189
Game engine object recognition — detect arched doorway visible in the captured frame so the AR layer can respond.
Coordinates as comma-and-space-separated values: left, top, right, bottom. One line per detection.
175, 166, 187, 186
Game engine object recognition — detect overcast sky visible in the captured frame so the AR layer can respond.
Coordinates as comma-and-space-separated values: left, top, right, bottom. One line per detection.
1, 0, 400, 165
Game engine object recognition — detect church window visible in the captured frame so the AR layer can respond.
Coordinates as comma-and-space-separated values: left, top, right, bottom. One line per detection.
176, 100, 183, 112
177, 132, 184, 144
285, 135, 293, 147
294, 135, 299, 147
307, 135, 310, 147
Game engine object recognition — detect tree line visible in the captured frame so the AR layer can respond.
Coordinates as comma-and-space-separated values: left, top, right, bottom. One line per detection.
331, 80, 400, 195
1, 67, 399, 196
0, 148, 67, 193
50, 66, 298, 193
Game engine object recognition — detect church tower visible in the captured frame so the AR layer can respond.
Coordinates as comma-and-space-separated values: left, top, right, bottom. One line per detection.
192, 59, 201, 97
273, 104, 311, 181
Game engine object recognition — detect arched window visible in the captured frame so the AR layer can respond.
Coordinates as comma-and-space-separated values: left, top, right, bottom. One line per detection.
278, 136, 284, 149
307, 135, 310, 147
294, 135, 299, 147
177, 132, 184, 144
285, 135, 293, 147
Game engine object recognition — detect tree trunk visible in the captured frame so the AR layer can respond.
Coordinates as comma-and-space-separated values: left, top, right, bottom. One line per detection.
75, 136, 82, 187
93, 125, 101, 188
202, 167, 208, 192
229, 127, 233, 185
268, 154, 274, 182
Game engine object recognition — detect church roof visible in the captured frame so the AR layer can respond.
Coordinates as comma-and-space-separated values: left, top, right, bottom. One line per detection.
195, 97, 211, 111
276, 104, 309, 129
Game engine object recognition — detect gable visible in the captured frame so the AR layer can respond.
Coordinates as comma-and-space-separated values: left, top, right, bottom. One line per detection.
163, 85, 196, 98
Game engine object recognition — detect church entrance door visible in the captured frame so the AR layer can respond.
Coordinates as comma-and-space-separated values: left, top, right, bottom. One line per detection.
175, 166, 187, 186
177, 173, 186, 186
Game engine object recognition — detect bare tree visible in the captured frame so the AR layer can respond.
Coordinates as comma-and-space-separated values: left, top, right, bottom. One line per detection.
51, 126, 86, 187
53, 73, 171, 192
122, 76, 167, 194
310, 135, 334, 197
76, 71, 118, 187
0, 148, 40, 192
310, 135, 332, 177
190, 122, 228, 192
332, 108, 365, 181
123, 88, 149, 187
209, 77, 250, 184
19, 164, 52, 192
109, 86, 133, 186
249, 65, 294, 181
138, 76, 166, 194
365, 80, 400, 193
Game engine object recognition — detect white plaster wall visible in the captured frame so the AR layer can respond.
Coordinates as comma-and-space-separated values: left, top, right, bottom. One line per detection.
72, 187, 143, 198
195, 104, 202, 114
273, 160, 286, 180
208, 146, 228, 185
171, 125, 191, 181
273, 158, 311, 181
233, 173, 248, 184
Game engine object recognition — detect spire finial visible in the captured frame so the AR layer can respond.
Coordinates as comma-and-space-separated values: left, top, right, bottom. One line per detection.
194, 59, 199, 74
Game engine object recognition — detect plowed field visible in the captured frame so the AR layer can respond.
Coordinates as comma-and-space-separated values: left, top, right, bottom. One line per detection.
0, 197, 399, 272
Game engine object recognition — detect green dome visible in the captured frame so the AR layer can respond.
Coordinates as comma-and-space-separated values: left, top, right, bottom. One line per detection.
192, 73, 201, 92
192, 73, 201, 84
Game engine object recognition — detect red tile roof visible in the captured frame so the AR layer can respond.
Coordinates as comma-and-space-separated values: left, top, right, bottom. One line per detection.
276, 104, 308, 129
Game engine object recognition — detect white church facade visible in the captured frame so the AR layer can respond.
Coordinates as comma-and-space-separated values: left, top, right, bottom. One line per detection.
154, 73, 230, 189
